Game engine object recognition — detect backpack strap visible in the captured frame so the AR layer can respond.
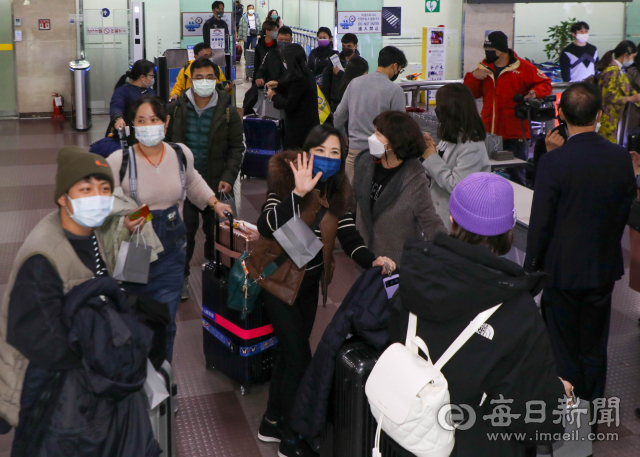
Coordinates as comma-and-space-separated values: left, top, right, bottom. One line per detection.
433, 303, 502, 372
168, 142, 187, 202
183, 61, 191, 87
121, 146, 141, 206
119, 143, 187, 205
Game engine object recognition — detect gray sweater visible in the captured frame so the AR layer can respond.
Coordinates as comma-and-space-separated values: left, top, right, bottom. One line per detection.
422, 140, 490, 230
334, 71, 406, 150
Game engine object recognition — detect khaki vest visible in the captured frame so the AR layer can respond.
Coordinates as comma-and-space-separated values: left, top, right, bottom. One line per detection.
0, 212, 109, 426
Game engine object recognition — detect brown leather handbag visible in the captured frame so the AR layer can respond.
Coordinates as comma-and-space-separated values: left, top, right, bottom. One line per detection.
245, 206, 327, 306
245, 237, 306, 306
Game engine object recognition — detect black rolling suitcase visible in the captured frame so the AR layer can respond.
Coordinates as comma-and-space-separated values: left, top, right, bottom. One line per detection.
202, 213, 277, 394
323, 337, 410, 457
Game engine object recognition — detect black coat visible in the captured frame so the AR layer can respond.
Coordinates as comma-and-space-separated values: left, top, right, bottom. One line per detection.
290, 267, 391, 441
253, 38, 285, 83
525, 131, 635, 289
321, 50, 364, 111
389, 233, 566, 457
11, 277, 159, 457
272, 73, 320, 149
307, 46, 339, 83
202, 16, 229, 46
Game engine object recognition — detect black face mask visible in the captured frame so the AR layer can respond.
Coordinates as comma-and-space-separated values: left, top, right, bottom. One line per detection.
342, 47, 354, 57
390, 72, 400, 82
485, 50, 499, 64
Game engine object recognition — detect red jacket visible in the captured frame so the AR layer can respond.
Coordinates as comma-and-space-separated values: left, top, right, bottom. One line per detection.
464, 51, 552, 140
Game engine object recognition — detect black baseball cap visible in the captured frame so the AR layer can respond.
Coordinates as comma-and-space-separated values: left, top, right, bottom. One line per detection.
484, 31, 509, 53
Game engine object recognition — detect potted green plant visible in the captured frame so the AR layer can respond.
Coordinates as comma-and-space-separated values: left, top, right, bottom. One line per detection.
542, 17, 577, 63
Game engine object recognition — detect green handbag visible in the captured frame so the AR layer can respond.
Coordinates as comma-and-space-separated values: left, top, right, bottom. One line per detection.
228, 251, 262, 319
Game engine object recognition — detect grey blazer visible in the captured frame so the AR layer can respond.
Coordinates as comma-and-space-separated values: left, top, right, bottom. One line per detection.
422, 140, 490, 231
353, 151, 447, 267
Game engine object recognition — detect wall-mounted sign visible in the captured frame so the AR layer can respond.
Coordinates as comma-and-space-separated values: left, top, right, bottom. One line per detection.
381, 7, 401, 37
14, 18, 21, 27
423, 26, 446, 81
102, 8, 110, 18
182, 12, 233, 37
337, 11, 382, 35
86, 27, 129, 35
425, 0, 440, 13
15, 31, 22, 42
38, 19, 51, 31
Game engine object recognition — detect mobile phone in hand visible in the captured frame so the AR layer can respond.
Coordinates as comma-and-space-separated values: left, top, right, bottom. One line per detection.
383, 274, 400, 299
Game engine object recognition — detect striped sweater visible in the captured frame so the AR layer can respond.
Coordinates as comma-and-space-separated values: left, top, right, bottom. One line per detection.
257, 192, 376, 271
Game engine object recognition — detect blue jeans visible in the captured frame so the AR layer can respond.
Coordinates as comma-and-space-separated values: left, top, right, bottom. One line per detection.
245, 36, 257, 54
123, 205, 186, 363
502, 139, 528, 186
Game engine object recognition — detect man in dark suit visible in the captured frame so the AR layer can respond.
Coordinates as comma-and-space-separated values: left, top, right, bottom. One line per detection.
525, 83, 635, 420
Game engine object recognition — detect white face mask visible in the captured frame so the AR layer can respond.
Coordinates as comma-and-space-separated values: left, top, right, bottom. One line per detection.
368, 133, 388, 159
192, 79, 217, 97
145, 77, 155, 88
66, 195, 114, 228
248, 9, 254, 15
135, 124, 165, 147
575, 33, 589, 43
623, 59, 633, 68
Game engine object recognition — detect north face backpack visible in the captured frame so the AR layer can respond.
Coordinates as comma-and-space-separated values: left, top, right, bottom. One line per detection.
365, 304, 502, 457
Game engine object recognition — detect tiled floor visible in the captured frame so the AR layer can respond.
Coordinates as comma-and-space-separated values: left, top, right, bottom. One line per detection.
1, 65, 640, 456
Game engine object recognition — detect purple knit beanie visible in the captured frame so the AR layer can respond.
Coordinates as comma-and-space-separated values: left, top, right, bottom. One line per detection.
449, 173, 517, 236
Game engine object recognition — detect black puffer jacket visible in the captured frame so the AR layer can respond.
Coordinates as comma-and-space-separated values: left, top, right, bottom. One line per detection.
11, 277, 159, 457
388, 233, 566, 457
290, 267, 391, 441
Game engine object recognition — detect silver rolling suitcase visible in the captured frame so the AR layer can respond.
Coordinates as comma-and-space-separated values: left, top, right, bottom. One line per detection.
146, 361, 177, 457
246, 49, 255, 80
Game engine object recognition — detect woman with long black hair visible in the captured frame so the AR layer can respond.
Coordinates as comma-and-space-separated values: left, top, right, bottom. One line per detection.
253, 125, 394, 457
266, 44, 320, 149
109, 59, 156, 135
595, 40, 640, 143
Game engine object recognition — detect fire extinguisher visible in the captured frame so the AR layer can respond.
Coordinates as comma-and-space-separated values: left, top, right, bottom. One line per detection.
52, 92, 65, 121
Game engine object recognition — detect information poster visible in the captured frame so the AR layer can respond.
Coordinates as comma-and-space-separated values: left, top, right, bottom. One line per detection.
337, 11, 382, 34
182, 12, 233, 37
381, 7, 401, 37
210, 28, 225, 49
424, 26, 446, 81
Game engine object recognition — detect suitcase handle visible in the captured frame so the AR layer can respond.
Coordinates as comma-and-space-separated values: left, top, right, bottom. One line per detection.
214, 210, 236, 278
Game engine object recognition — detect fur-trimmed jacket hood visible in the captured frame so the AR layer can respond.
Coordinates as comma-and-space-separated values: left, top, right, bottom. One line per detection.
267, 150, 352, 216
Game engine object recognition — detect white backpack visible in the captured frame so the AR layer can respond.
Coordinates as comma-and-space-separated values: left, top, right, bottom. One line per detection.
365, 304, 502, 457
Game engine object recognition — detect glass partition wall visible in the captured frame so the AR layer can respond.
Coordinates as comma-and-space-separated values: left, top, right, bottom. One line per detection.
514, 2, 626, 71
257, 0, 335, 35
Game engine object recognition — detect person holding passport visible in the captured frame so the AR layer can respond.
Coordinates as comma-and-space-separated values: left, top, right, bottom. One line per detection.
107, 94, 233, 361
